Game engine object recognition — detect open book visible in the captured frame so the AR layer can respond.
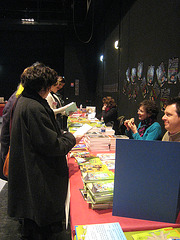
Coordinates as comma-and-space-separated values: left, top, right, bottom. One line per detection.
53, 102, 77, 115
73, 124, 93, 137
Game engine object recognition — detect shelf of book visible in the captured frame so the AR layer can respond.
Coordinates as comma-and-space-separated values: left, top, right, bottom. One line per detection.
68, 152, 180, 239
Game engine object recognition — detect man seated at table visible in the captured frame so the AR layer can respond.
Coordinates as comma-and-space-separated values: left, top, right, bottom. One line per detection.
162, 96, 180, 222
162, 96, 180, 142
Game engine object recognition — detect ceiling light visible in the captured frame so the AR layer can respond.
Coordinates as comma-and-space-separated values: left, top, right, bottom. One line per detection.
100, 55, 104, 62
114, 40, 119, 49
21, 18, 35, 24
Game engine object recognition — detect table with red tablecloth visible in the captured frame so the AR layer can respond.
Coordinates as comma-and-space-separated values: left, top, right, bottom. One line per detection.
0, 103, 5, 116
68, 153, 180, 238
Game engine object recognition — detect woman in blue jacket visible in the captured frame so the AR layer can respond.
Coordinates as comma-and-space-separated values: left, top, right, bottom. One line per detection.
124, 100, 162, 140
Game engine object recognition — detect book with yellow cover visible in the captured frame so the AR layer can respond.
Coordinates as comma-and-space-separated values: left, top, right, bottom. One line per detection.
82, 171, 114, 183
70, 151, 91, 158
80, 163, 109, 173
78, 157, 102, 166
132, 227, 180, 240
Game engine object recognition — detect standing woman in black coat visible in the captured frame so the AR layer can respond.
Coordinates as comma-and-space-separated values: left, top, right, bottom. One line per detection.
8, 64, 83, 240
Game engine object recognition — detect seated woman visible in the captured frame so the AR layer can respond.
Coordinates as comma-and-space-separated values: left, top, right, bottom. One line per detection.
101, 96, 120, 135
124, 100, 162, 140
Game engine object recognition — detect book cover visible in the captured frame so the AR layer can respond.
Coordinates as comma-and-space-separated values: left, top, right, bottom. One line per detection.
75, 222, 127, 240
97, 153, 116, 161
70, 151, 91, 158
100, 160, 115, 170
82, 171, 114, 183
65, 102, 77, 115
71, 144, 88, 151
86, 180, 114, 196
80, 164, 109, 173
55, 102, 77, 115
132, 227, 180, 240
79, 157, 102, 166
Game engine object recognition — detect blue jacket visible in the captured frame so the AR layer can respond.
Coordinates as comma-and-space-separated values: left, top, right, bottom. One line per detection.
126, 122, 162, 140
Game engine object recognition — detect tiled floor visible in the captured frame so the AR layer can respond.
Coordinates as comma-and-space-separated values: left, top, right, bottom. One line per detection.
0, 178, 7, 191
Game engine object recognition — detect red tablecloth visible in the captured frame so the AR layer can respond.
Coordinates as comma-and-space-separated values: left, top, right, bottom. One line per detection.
0, 103, 5, 116
68, 154, 180, 237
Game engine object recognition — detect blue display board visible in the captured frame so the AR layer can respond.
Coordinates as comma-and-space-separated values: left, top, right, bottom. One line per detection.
113, 139, 180, 223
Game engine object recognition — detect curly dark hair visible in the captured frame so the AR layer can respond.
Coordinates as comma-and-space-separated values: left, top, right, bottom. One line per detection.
21, 64, 58, 92
108, 98, 117, 108
166, 96, 180, 117
139, 100, 159, 119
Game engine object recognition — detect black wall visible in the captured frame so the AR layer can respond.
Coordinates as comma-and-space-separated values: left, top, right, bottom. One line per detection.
0, 24, 97, 108
95, 0, 180, 134
0, 25, 64, 100
0, 0, 180, 135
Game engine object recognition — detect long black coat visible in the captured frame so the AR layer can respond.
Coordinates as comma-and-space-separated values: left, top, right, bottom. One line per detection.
8, 89, 76, 227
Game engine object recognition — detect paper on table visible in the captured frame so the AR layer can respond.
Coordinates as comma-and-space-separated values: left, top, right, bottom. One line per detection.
73, 124, 93, 137
75, 222, 126, 240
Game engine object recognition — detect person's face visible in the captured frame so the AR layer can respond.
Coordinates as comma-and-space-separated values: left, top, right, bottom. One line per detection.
51, 83, 59, 93
57, 82, 65, 90
162, 104, 180, 134
137, 105, 149, 121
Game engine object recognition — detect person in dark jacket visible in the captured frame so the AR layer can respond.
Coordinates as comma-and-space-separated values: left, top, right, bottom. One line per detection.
0, 83, 24, 180
8, 64, 82, 240
101, 96, 120, 135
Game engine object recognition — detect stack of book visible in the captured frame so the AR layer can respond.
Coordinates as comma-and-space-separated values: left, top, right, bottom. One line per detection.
78, 156, 115, 209
107, 135, 129, 151
86, 180, 114, 209
84, 134, 113, 152
84, 132, 128, 152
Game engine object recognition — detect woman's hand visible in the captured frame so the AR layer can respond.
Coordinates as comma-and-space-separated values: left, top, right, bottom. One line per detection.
75, 135, 84, 144
127, 118, 138, 134
102, 104, 107, 111
124, 119, 130, 131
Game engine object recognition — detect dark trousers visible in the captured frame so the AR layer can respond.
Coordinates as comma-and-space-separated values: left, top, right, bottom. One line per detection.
20, 218, 63, 240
